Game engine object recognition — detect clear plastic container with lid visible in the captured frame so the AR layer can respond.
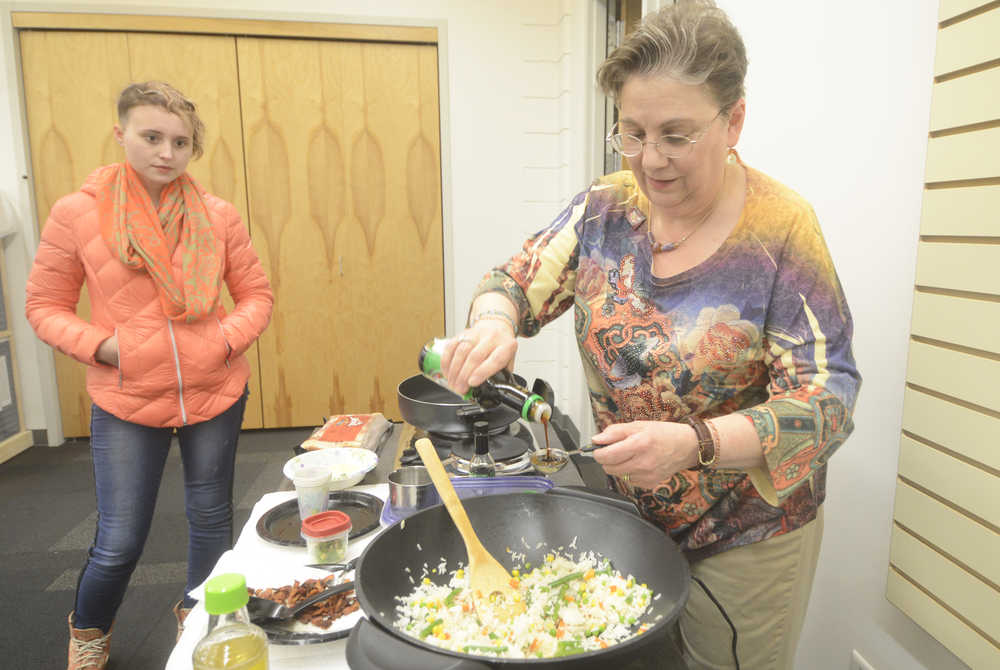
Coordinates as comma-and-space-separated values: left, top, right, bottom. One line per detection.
192, 573, 268, 670
291, 465, 331, 521
301, 510, 352, 563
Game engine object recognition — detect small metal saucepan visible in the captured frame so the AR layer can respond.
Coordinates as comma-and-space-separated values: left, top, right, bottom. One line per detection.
387, 466, 440, 515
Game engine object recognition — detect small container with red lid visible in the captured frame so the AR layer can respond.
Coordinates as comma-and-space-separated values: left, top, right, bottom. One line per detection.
301, 510, 352, 563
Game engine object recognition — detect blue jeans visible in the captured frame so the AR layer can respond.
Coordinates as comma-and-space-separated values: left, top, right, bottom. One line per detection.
73, 390, 248, 631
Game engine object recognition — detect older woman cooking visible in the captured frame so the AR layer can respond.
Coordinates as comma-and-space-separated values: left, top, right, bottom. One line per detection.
440, 1, 861, 668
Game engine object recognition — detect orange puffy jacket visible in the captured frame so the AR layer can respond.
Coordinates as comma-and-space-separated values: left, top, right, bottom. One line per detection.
26, 167, 273, 428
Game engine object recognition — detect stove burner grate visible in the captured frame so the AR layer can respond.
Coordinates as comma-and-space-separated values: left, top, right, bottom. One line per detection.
401, 422, 539, 476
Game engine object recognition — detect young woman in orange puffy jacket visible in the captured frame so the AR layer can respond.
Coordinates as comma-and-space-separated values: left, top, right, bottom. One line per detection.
25, 81, 273, 670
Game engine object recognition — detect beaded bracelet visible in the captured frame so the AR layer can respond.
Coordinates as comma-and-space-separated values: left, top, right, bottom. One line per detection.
470, 309, 518, 336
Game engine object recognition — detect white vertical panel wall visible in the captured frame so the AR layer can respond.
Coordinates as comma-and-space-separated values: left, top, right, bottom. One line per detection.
504, 0, 600, 436
889, 1, 1000, 668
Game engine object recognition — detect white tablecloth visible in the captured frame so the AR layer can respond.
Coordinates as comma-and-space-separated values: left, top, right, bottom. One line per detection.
165, 484, 390, 670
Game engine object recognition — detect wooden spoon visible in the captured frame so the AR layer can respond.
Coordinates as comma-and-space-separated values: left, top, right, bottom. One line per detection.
414, 438, 520, 609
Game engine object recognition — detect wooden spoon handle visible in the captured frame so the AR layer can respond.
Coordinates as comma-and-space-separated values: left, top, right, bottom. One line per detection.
414, 438, 485, 555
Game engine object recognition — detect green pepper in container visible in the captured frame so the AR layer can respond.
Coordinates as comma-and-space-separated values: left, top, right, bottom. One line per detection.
301, 510, 351, 563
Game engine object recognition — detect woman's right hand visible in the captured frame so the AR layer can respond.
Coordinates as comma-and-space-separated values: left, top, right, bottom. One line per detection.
96, 334, 119, 368
441, 320, 517, 395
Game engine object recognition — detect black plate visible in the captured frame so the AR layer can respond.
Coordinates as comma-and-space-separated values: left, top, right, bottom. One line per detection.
256, 490, 383, 547
259, 620, 355, 646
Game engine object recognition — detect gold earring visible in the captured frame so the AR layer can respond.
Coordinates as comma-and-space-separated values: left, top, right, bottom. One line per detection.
726, 147, 737, 165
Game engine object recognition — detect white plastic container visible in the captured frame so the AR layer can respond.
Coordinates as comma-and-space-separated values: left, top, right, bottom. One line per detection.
283, 447, 378, 491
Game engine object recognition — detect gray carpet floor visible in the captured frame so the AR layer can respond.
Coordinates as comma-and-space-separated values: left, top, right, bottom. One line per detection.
0, 427, 310, 669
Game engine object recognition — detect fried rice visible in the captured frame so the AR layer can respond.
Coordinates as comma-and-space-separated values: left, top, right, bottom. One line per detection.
393, 551, 655, 659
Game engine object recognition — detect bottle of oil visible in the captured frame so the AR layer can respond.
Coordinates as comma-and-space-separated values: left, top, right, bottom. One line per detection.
419, 338, 552, 423
192, 573, 268, 670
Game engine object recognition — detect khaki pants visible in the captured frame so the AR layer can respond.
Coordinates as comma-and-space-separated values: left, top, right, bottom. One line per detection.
675, 508, 824, 670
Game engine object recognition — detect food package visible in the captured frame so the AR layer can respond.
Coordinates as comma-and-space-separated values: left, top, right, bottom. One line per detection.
301, 413, 392, 451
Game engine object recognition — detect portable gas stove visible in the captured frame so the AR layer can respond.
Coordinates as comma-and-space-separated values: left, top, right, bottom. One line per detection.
399, 420, 536, 475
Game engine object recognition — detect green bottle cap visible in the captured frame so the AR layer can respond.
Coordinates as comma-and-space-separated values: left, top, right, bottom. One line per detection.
522, 394, 545, 421
203, 573, 250, 615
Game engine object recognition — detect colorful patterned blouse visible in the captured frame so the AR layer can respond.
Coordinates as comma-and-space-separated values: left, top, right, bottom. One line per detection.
474, 165, 861, 561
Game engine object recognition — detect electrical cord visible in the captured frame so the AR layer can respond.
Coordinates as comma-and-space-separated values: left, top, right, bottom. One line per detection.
691, 575, 740, 670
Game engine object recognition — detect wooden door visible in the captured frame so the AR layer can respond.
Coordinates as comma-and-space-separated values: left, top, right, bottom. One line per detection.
237, 37, 444, 426
19, 30, 264, 435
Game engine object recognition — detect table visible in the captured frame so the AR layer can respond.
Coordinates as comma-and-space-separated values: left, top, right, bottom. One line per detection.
167, 421, 593, 669
166, 485, 385, 670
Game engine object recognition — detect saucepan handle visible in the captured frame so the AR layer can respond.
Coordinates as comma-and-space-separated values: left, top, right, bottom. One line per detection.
547, 485, 640, 517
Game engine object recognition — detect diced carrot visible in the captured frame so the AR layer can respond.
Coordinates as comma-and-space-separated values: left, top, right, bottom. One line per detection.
529, 638, 541, 652
584, 569, 595, 581
599, 640, 609, 649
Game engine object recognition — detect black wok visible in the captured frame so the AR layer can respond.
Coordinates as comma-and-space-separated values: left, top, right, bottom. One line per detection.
398, 374, 521, 434
349, 488, 690, 669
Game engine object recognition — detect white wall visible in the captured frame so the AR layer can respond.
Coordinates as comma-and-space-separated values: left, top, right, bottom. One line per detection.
0, 4, 63, 443
716, 1, 969, 669
1, 1, 971, 668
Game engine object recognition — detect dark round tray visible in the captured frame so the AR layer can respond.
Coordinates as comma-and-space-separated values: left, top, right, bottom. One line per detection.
259, 619, 356, 646
256, 490, 383, 547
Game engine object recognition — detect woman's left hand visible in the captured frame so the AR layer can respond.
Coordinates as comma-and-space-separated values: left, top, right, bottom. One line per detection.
96, 334, 120, 368
590, 421, 698, 489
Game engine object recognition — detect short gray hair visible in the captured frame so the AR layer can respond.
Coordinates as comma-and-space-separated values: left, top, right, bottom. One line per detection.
596, 0, 747, 113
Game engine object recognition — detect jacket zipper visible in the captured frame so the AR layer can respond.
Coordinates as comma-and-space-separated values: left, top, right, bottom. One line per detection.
167, 320, 188, 425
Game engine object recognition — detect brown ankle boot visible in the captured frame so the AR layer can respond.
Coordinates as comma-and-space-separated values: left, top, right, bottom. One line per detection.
172, 600, 192, 641
67, 612, 111, 670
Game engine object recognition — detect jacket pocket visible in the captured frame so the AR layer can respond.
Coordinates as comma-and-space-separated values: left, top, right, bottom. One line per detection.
216, 318, 233, 368
115, 327, 125, 387
115, 326, 146, 387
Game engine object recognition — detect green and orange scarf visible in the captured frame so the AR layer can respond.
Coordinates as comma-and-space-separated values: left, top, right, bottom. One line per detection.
96, 163, 221, 322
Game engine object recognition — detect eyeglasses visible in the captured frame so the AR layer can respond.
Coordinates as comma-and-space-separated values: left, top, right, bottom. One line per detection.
606, 110, 724, 159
